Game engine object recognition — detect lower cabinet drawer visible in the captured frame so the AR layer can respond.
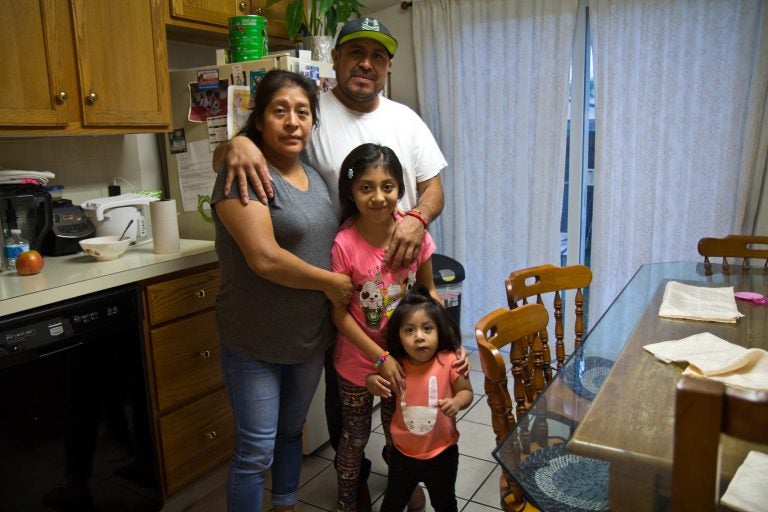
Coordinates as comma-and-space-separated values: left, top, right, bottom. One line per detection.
159, 387, 234, 496
146, 267, 220, 325
150, 310, 221, 413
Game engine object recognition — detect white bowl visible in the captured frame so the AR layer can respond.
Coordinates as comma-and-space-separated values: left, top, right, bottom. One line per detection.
79, 236, 131, 261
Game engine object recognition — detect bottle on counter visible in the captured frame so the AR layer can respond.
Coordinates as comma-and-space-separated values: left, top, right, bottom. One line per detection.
5, 229, 30, 272
0, 221, 6, 271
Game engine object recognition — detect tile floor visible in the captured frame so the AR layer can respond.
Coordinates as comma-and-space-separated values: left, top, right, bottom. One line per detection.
162, 348, 504, 512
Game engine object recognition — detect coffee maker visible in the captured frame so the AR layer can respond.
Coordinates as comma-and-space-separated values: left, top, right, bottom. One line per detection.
41, 198, 95, 256
0, 184, 52, 251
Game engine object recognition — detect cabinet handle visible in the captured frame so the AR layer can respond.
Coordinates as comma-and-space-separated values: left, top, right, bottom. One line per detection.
239, 2, 247, 11
55, 91, 69, 104
206, 430, 217, 440
85, 91, 98, 105
194, 289, 206, 299
255, 7, 264, 15
199, 350, 211, 359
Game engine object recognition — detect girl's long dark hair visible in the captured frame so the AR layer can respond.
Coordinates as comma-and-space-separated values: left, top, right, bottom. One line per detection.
337, 143, 405, 224
386, 284, 461, 362
237, 69, 319, 147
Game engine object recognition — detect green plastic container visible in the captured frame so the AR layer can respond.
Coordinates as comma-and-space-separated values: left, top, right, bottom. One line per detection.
229, 15, 269, 62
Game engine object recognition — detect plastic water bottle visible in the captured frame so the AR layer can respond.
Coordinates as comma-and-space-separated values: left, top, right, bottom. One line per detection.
5, 229, 29, 272
0, 226, 6, 271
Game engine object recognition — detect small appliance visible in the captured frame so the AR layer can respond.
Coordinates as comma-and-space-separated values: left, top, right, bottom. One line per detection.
81, 193, 160, 245
0, 285, 163, 511
41, 199, 95, 256
0, 183, 52, 251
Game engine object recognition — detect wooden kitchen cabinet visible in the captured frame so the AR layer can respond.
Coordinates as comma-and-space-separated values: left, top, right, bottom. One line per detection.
168, 0, 251, 28
142, 263, 234, 497
165, 0, 292, 47
252, 0, 290, 39
0, 0, 171, 134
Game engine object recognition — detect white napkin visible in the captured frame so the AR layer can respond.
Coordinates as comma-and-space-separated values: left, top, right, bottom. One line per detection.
658, 281, 744, 323
721, 451, 768, 512
643, 333, 768, 391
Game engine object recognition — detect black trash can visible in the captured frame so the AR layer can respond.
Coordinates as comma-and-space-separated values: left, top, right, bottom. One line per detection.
431, 253, 465, 327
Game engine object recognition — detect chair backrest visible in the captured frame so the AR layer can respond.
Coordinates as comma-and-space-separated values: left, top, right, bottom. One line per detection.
475, 303, 549, 445
697, 235, 768, 275
475, 303, 549, 511
505, 264, 592, 374
672, 376, 768, 512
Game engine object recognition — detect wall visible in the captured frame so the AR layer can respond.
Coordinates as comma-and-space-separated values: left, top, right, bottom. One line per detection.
0, 135, 163, 206
370, 4, 419, 113
168, 40, 218, 70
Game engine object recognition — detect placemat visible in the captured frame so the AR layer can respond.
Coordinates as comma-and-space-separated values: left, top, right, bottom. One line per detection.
561, 356, 614, 401
519, 444, 609, 511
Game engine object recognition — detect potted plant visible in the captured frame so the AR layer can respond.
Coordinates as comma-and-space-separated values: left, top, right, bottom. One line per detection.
267, 0, 364, 61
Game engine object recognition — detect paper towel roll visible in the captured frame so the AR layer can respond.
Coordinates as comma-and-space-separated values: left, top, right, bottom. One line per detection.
150, 200, 181, 254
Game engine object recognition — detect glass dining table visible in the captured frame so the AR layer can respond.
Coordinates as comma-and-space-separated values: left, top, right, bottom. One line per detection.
493, 261, 768, 511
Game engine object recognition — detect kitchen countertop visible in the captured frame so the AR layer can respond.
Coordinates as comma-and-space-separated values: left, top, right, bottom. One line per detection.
1, 239, 216, 316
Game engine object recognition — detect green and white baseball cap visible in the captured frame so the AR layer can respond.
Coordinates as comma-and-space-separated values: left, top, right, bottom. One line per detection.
335, 17, 398, 57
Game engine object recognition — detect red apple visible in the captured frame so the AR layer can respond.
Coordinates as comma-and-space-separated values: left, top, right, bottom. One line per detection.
16, 250, 44, 275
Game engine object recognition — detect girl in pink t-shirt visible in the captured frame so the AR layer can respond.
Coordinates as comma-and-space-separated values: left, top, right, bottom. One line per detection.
367, 284, 473, 511
331, 143, 442, 511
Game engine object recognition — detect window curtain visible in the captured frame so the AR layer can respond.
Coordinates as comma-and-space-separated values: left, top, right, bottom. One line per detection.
412, 0, 578, 336
589, 0, 768, 319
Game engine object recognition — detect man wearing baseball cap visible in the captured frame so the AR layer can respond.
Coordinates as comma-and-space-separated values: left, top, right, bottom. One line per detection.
213, 16, 459, 512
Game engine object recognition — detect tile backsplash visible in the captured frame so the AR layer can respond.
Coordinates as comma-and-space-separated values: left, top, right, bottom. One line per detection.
0, 134, 165, 205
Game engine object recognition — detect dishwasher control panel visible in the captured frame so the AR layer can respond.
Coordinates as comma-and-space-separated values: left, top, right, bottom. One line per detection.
0, 286, 138, 367
1, 317, 73, 355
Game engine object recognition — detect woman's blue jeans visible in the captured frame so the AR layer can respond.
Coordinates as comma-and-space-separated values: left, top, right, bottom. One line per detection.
220, 344, 324, 511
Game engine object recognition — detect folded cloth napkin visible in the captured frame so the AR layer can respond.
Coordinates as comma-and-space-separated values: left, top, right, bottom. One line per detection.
721, 450, 768, 512
643, 333, 768, 391
658, 281, 744, 323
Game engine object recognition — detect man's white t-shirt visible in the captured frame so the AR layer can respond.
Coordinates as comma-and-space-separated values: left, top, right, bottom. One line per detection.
305, 91, 447, 211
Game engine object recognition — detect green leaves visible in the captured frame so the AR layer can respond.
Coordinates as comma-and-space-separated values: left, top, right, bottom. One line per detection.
285, 0, 305, 39
324, 0, 364, 36
266, 0, 364, 40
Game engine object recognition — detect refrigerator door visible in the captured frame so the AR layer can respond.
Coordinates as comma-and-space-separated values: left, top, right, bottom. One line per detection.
163, 55, 335, 241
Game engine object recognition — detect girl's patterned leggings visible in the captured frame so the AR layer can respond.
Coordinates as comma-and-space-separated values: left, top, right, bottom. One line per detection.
335, 375, 396, 512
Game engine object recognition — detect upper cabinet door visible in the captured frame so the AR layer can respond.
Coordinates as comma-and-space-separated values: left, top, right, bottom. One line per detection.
252, 0, 289, 39
70, 0, 171, 127
170, 0, 250, 27
0, 0, 68, 127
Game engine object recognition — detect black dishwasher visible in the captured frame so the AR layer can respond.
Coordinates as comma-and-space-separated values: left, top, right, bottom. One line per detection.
0, 285, 163, 512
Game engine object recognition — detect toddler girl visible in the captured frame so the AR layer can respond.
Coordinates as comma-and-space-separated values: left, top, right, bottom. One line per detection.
368, 284, 473, 512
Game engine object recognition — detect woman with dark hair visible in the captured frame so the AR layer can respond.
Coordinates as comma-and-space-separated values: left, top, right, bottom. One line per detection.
210, 69, 353, 511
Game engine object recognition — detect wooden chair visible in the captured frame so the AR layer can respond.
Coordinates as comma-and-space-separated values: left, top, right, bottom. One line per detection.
672, 376, 768, 512
697, 235, 768, 275
505, 264, 592, 397
476, 303, 551, 512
